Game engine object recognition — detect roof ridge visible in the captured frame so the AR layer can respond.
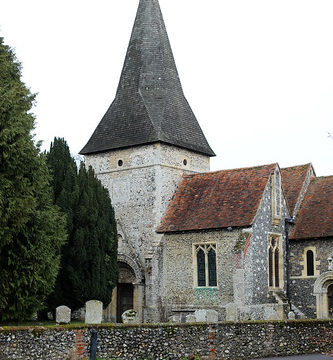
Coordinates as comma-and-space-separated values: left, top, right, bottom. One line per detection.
281, 163, 312, 170
185, 163, 278, 178
312, 175, 333, 180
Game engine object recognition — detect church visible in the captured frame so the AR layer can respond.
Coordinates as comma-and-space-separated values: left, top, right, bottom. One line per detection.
80, 0, 333, 323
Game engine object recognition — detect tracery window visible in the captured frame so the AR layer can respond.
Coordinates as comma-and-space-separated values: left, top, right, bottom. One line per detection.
268, 235, 282, 288
194, 244, 217, 287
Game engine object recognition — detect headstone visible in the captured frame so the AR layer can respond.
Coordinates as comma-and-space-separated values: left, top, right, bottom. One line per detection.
121, 309, 138, 324
168, 315, 181, 323
206, 310, 219, 322
185, 314, 197, 323
288, 311, 296, 320
194, 309, 207, 322
85, 300, 103, 324
56, 305, 71, 324
47, 312, 54, 320
72, 307, 85, 322
194, 309, 218, 322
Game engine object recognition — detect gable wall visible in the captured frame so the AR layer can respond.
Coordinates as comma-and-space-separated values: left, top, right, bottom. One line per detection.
245, 171, 290, 306
292, 167, 314, 217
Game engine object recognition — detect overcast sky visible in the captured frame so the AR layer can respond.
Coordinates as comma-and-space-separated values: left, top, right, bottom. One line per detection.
1, 0, 332, 175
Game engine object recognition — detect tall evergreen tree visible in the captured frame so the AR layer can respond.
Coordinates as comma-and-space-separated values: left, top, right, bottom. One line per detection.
46, 139, 118, 311
0, 38, 67, 321
45, 138, 79, 311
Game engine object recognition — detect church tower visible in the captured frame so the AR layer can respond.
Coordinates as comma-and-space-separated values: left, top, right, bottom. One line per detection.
81, 0, 214, 322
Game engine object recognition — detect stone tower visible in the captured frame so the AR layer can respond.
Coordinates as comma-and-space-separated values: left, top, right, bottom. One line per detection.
80, 0, 214, 322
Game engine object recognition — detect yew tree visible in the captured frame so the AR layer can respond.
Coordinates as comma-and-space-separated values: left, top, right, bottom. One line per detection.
46, 138, 118, 311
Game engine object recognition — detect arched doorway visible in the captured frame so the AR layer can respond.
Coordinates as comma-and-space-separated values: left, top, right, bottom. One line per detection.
116, 262, 136, 322
104, 254, 145, 323
313, 271, 333, 319
328, 283, 333, 319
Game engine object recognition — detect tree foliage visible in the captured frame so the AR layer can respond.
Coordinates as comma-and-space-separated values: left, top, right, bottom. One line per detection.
46, 138, 118, 311
0, 38, 67, 321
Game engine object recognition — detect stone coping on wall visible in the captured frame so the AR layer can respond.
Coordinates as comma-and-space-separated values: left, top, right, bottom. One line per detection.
0, 320, 332, 360
1, 318, 332, 331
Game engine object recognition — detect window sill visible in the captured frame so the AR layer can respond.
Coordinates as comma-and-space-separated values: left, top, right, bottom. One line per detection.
194, 286, 219, 290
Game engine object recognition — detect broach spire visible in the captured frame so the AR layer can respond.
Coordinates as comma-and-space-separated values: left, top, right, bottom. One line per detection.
80, 0, 215, 156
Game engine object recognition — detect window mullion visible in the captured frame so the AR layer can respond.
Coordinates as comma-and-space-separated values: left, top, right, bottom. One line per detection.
205, 247, 209, 287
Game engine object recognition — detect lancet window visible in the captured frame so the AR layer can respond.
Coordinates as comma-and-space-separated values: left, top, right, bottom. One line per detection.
268, 235, 282, 289
194, 244, 217, 287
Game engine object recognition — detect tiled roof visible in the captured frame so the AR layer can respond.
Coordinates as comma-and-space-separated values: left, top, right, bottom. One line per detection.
281, 164, 313, 216
290, 176, 333, 240
80, 0, 214, 157
157, 164, 277, 233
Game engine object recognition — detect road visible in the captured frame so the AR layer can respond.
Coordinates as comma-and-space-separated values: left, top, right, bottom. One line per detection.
253, 354, 333, 360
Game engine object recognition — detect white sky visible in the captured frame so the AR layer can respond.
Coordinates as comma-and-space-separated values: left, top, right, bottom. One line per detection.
0, 0, 332, 176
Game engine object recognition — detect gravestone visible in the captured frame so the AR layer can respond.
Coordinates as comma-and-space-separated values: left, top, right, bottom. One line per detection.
288, 311, 296, 320
85, 300, 103, 324
206, 309, 219, 322
168, 315, 181, 323
56, 306, 71, 324
185, 314, 196, 323
121, 309, 138, 324
194, 309, 218, 322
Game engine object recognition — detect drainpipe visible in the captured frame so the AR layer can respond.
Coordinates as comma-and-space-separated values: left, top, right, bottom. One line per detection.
285, 217, 295, 307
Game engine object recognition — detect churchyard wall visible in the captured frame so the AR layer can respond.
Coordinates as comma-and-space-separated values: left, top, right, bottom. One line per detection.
0, 320, 332, 360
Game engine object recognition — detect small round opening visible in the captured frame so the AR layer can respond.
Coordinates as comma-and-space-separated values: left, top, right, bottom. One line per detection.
118, 160, 123, 167
183, 159, 188, 166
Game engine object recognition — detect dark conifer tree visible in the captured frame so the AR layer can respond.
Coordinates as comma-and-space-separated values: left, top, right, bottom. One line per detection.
45, 138, 79, 311
0, 38, 67, 321
46, 140, 118, 311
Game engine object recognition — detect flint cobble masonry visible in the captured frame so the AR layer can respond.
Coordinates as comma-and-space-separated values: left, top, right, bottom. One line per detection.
0, 320, 332, 360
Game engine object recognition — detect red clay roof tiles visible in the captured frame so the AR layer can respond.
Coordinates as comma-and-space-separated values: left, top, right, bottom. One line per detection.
290, 176, 333, 240
157, 164, 277, 233
281, 164, 313, 216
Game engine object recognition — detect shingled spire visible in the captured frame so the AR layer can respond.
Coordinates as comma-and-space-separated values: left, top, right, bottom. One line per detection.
80, 0, 215, 156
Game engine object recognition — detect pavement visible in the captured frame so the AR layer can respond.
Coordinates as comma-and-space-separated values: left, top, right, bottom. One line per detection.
252, 354, 333, 360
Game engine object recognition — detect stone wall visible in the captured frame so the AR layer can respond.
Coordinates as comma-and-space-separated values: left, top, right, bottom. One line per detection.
0, 321, 332, 360
161, 167, 292, 322
246, 170, 290, 306
85, 142, 210, 322
289, 238, 333, 318
161, 229, 241, 320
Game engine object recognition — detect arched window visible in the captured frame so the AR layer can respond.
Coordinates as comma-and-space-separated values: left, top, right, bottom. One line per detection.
268, 235, 282, 289
274, 248, 280, 288
306, 250, 314, 276
269, 247, 273, 287
301, 247, 319, 277
208, 248, 217, 287
194, 244, 217, 287
197, 249, 206, 287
